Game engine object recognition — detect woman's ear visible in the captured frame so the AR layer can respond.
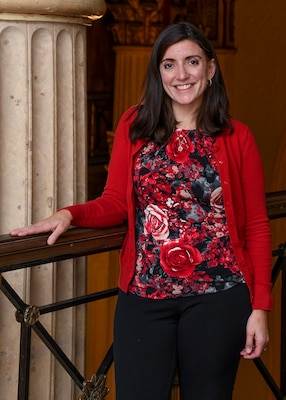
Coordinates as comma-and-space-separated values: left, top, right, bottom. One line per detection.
208, 58, 216, 80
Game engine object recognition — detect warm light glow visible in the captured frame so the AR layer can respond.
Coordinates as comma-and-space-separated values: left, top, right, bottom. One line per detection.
85, 13, 105, 21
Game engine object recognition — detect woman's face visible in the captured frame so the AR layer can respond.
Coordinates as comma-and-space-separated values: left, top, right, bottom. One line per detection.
159, 39, 215, 112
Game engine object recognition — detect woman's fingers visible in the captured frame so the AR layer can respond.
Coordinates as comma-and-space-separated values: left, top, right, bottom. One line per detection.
9, 210, 73, 245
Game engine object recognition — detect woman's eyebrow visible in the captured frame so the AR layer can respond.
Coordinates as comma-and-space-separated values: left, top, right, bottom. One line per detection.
161, 54, 202, 63
185, 55, 202, 60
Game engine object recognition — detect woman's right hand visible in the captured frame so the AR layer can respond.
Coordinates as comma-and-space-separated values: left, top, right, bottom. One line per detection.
9, 209, 73, 245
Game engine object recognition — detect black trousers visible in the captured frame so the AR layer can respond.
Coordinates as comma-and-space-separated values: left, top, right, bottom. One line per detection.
113, 284, 252, 400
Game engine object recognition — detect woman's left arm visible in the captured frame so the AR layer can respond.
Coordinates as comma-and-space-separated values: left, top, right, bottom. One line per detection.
239, 126, 271, 357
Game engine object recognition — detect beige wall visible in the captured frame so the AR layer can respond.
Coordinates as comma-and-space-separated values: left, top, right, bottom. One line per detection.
232, 0, 286, 192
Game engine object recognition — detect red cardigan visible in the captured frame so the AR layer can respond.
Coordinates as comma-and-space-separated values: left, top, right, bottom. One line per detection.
65, 107, 273, 310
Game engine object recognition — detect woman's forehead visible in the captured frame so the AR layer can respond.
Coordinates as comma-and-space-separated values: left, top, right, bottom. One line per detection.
162, 40, 204, 60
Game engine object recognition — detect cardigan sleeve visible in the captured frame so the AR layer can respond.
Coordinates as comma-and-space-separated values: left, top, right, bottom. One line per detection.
63, 108, 135, 228
217, 121, 272, 310
240, 126, 272, 309
222, 122, 272, 310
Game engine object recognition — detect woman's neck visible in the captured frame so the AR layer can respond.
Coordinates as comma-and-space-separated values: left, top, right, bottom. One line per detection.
173, 104, 198, 131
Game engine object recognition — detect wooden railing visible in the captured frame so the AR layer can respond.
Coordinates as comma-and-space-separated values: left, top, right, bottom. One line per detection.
0, 191, 286, 400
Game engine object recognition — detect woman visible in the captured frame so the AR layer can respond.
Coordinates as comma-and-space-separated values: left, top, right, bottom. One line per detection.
10, 22, 272, 400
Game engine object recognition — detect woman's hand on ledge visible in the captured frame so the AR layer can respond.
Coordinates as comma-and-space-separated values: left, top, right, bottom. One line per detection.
9, 209, 73, 246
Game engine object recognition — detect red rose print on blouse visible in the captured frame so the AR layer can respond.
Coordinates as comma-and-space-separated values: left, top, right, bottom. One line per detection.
129, 129, 243, 299
166, 129, 194, 163
144, 204, 169, 240
160, 239, 203, 278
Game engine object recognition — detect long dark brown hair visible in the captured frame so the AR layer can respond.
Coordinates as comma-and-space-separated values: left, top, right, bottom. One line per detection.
129, 22, 232, 144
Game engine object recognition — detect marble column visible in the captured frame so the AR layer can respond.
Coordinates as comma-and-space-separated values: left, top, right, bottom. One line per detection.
0, 1, 106, 399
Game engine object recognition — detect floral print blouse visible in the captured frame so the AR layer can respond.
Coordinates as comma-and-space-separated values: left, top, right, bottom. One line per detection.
128, 129, 244, 299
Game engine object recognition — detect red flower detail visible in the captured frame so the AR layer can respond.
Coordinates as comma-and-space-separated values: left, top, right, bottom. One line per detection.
160, 239, 203, 277
166, 130, 194, 163
144, 204, 169, 240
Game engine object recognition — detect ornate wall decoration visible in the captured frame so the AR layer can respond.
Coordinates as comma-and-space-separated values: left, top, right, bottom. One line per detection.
107, 0, 235, 47
107, 0, 165, 45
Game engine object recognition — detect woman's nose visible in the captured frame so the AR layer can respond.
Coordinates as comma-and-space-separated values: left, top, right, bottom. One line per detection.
177, 64, 189, 80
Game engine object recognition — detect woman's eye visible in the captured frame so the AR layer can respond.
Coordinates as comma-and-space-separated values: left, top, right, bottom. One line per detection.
188, 58, 199, 65
164, 62, 173, 69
